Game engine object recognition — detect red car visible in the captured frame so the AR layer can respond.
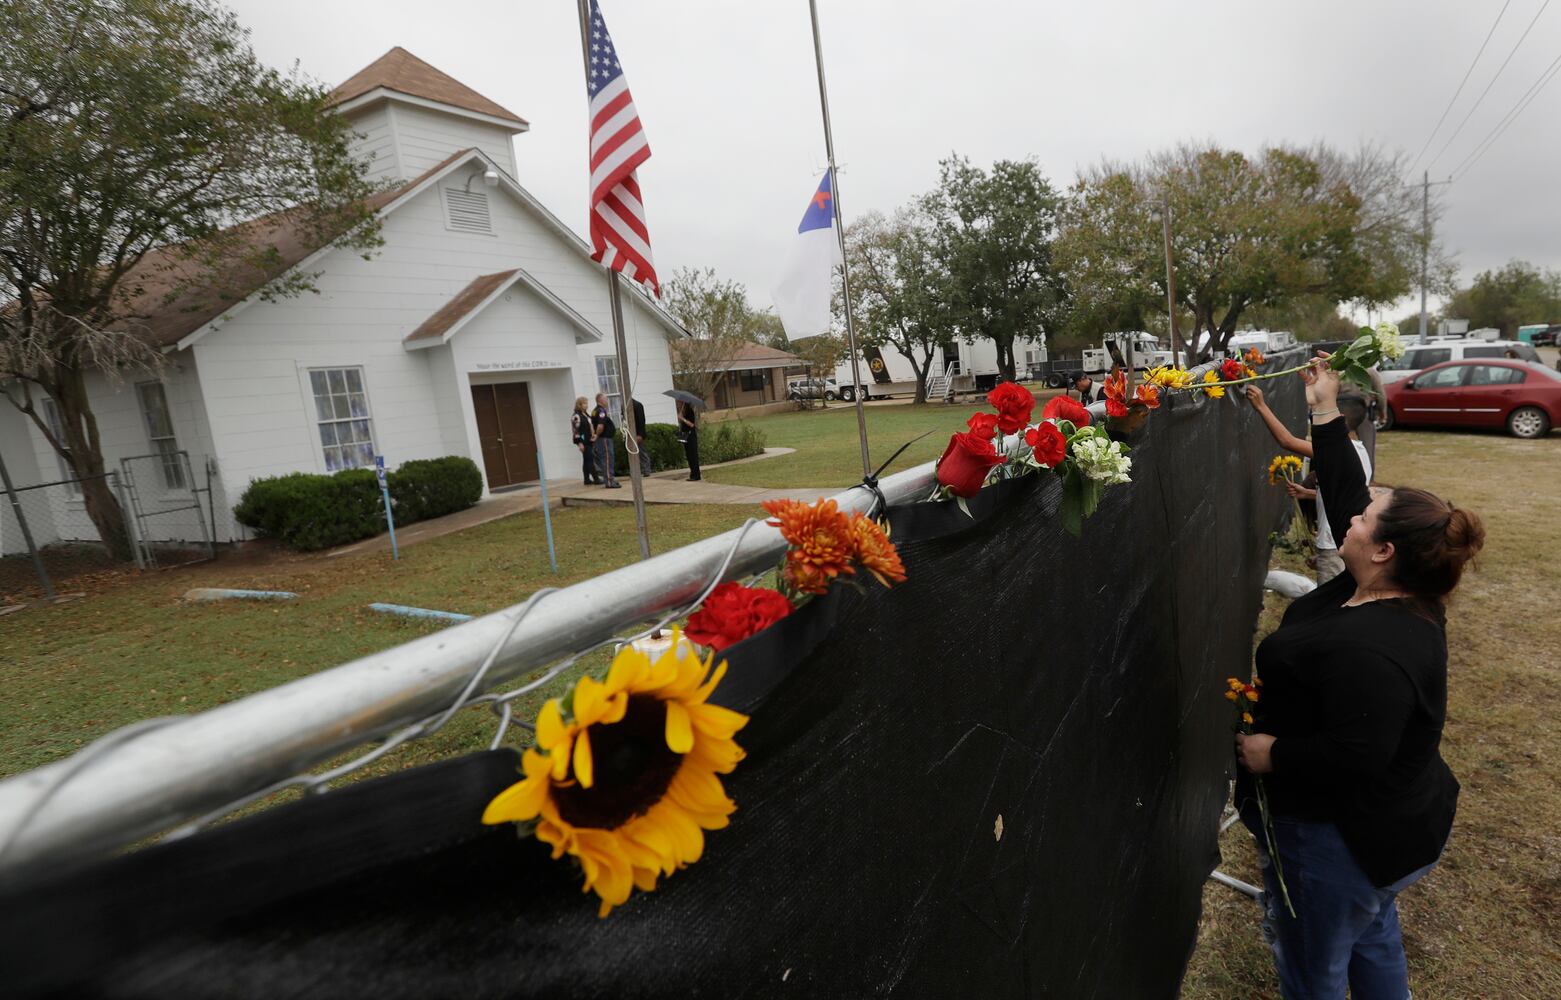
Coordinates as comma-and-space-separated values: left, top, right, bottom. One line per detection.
1382, 360, 1561, 438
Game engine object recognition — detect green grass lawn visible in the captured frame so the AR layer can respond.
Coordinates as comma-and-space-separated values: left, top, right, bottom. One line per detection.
0, 503, 759, 781
705, 394, 1059, 489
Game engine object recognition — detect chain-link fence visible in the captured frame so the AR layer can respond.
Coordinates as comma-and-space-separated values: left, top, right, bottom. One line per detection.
118, 451, 214, 570
0, 467, 137, 606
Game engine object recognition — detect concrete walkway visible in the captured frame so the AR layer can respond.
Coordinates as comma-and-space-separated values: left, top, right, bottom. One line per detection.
327, 447, 837, 557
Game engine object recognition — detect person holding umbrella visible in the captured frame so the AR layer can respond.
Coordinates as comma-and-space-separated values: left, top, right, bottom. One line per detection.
664, 389, 704, 481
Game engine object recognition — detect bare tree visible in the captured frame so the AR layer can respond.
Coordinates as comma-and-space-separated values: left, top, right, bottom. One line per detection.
1, 0, 382, 558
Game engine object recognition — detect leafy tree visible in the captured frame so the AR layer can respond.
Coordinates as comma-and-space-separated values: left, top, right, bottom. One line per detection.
661, 267, 790, 403
1444, 260, 1561, 337
923, 156, 1067, 381
1244, 295, 1362, 343
0, 0, 381, 558
845, 209, 955, 403
1059, 143, 1440, 360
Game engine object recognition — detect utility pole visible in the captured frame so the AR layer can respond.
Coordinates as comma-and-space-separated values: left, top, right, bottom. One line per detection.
1419, 171, 1429, 345
1161, 200, 1181, 369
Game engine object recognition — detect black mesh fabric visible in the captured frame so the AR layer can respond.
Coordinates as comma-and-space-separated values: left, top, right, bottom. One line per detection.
0, 367, 1303, 999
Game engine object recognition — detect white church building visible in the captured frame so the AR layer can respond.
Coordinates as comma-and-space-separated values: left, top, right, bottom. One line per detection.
0, 48, 685, 553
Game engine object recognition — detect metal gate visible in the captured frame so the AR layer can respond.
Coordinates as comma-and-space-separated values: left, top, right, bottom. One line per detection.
119, 450, 214, 568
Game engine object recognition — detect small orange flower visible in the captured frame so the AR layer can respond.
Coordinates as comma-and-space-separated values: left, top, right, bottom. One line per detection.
763, 498, 857, 595
1245, 687, 1260, 703
1242, 711, 1254, 725
1227, 678, 1244, 691
848, 514, 907, 587
1134, 381, 1160, 409
1225, 690, 1239, 702
1244, 346, 1266, 366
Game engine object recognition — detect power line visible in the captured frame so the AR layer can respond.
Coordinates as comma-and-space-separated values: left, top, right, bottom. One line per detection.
1410, 0, 1512, 172
1426, 0, 1552, 171
1450, 47, 1561, 179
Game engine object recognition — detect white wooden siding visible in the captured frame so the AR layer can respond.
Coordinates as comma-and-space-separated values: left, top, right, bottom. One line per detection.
343, 106, 402, 184
386, 104, 517, 180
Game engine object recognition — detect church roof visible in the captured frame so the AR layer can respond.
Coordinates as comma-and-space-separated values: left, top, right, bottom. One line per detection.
326, 47, 527, 127
404, 269, 604, 347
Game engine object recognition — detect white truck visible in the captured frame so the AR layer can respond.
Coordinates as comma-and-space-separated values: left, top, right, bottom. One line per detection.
802, 335, 1049, 401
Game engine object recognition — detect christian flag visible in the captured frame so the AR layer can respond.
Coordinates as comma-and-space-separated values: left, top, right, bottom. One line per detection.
772, 170, 842, 340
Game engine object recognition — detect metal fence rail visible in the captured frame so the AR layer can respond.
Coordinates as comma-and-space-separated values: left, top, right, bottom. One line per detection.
0, 460, 940, 875
0, 459, 140, 604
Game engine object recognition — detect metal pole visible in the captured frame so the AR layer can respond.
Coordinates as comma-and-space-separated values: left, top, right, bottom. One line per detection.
609, 273, 652, 561
577, 0, 651, 561
536, 450, 559, 574
375, 456, 398, 561
0, 460, 941, 872
1162, 201, 1181, 369
0, 450, 54, 601
807, 0, 872, 480
1419, 170, 1429, 345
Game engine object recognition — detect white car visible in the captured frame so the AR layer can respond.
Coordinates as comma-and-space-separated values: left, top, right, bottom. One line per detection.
1377, 339, 1542, 385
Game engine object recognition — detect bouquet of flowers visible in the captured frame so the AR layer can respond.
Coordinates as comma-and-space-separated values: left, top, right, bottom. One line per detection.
1227, 676, 1295, 917
1266, 453, 1310, 554
932, 384, 1133, 536
1167, 322, 1406, 396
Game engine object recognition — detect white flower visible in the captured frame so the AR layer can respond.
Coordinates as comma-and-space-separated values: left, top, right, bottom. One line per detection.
1070, 435, 1132, 485
1372, 321, 1406, 361
1000, 431, 1027, 461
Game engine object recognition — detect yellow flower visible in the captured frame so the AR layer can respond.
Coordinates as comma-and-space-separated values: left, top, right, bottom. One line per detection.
1225, 690, 1239, 702
483, 631, 748, 917
1202, 370, 1225, 399
1242, 711, 1254, 725
1145, 365, 1195, 390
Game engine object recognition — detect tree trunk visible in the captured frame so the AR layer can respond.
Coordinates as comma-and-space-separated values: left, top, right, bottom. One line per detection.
54, 368, 135, 561
908, 354, 928, 404
996, 341, 1017, 382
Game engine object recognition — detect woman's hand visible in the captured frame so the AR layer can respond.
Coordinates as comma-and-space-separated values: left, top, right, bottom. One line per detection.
1243, 385, 1267, 409
1236, 732, 1275, 774
1283, 481, 1316, 501
1307, 351, 1341, 411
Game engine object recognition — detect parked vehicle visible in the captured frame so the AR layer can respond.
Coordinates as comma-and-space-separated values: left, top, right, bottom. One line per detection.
1030, 332, 1174, 388
814, 335, 1048, 401
785, 377, 836, 401
1517, 323, 1560, 347
1381, 360, 1561, 438
1378, 338, 1541, 385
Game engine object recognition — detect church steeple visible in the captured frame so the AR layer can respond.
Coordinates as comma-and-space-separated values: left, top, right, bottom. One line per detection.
326, 48, 526, 183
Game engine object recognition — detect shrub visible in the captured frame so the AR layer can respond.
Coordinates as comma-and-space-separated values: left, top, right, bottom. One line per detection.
700, 420, 766, 465
389, 456, 482, 522
234, 455, 482, 551
613, 423, 687, 475
234, 469, 382, 551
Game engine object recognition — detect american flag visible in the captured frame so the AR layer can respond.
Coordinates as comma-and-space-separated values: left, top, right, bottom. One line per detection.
584, 0, 658, 295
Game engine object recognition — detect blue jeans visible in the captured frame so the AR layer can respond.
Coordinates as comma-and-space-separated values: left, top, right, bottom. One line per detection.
1247, 815, 1433, 1000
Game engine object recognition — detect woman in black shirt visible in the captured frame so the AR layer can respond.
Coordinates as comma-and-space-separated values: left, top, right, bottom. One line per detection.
1235, 355, 1484, 999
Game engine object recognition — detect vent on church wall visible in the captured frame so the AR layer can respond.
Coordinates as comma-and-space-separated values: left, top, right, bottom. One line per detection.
443, 188, 493, 234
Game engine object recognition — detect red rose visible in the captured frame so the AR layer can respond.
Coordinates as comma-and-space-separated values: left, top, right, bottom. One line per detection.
987, 382, 1035, 434
966, 412, 1000, 438
1219, 358, 1244, 381
1041, 395, 1091, 426
936, 430, 1004, 497
1024, 421, 1067, 467
684, 581, 795, 651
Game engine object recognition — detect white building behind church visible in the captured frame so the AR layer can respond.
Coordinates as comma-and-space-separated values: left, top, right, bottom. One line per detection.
0, 48, 685, 553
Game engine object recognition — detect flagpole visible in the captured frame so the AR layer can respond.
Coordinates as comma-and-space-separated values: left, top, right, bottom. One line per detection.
577, 0, 651, 561
806, 0, 872, 481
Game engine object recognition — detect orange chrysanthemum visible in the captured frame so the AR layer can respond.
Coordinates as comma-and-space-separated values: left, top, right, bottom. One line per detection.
763, 498, 856, 595
848, 513, 907, 587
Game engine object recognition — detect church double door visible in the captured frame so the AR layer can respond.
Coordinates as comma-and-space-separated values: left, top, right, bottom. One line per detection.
470, 382, 540, 489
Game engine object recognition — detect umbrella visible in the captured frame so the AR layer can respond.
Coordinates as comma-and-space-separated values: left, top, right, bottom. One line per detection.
662, 389, 707, 409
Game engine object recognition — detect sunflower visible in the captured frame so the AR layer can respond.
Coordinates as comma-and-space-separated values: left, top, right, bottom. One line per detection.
482, 633, 749, 917
848, 513, 906, 587
1202, 370, 1226, 399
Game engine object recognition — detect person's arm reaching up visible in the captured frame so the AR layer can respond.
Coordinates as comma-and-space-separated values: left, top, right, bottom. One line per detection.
1243, 385, 1312, 457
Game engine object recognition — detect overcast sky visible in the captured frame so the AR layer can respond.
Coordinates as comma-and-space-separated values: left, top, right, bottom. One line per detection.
229, 0, 1560, 323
